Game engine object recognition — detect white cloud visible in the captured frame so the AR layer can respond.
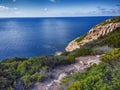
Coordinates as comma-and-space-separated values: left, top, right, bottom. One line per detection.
0, 6, 18, 11
0, 5, 119, 17
0, 5, 20, 17
0, 6, 9, 11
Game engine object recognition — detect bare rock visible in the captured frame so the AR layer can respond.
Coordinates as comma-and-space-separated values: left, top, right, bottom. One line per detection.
65, 40, 80, 52
66, 22, 120, 52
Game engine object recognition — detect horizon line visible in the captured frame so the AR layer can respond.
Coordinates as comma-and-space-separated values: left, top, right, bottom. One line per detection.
0, 15, 117, 18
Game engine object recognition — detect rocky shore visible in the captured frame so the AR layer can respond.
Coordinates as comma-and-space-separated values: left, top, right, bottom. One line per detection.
66, 22, 120, 52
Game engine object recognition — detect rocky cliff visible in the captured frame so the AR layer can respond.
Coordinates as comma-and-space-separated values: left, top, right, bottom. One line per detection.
66, 17, 120, 52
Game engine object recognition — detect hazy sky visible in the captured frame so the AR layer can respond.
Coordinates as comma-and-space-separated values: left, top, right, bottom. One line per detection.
0, 0, 120, 17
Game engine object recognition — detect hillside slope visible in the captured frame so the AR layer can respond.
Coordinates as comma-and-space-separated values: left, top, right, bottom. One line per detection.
66, 16, 120, 52
1, 16, 120, 90
65, 48, 120, 90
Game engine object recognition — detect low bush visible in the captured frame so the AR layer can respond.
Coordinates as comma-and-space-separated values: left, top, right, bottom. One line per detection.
100, 48, 120, 64
0, 55, 71, 90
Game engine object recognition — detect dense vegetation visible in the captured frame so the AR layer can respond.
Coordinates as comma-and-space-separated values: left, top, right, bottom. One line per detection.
0, 55, 71, 90
97, 27, 120, 48
100, 48, 120, 64
67, 48, 96, 63
66, 49, 120, 90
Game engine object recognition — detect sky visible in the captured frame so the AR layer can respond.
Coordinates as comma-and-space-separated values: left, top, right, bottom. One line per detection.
0, 0, 120, 17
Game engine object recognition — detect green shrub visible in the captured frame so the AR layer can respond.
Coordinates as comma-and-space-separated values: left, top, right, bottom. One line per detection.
60, 52, 70, 56
66, 61, 120, 90
100, 48, 120, 64
21, 74, 33, 88
67, 81, 81, 90
67, 48, 96, 64
31, 73, 43, 82
68, 48, 96, 58
0, 55, 71, 90
96, 27, 120, 48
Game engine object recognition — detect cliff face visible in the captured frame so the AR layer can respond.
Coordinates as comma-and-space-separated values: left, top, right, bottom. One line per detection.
66, 18, 120, 52
65, 40, 80, 52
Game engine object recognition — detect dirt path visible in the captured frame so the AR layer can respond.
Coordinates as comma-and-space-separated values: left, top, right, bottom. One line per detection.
31, 55, 100, 90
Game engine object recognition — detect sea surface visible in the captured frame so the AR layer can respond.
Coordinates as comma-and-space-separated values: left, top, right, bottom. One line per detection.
0, 16, 113, 60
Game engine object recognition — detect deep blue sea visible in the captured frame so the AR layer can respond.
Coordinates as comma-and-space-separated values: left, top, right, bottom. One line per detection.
0, 16, 113, 60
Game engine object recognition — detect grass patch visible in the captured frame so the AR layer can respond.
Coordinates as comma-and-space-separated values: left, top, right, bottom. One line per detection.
75, 34, 87, 43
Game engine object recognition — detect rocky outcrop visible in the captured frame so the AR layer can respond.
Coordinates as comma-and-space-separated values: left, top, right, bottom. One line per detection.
65, 40, 80, 52
66, 22, 120, 52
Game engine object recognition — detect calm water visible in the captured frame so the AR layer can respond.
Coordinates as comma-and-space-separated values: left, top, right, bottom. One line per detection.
0, 17, 113, 60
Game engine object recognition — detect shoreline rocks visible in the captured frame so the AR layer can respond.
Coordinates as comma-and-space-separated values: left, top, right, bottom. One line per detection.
66, 22, 120, 52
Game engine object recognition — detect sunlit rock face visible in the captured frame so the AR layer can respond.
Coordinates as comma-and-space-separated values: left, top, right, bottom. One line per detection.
65, 40, 80, 52
66, 22, 120, 52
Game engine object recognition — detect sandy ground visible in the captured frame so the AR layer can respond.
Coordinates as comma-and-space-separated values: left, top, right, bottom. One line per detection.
31, 55, 100, 90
